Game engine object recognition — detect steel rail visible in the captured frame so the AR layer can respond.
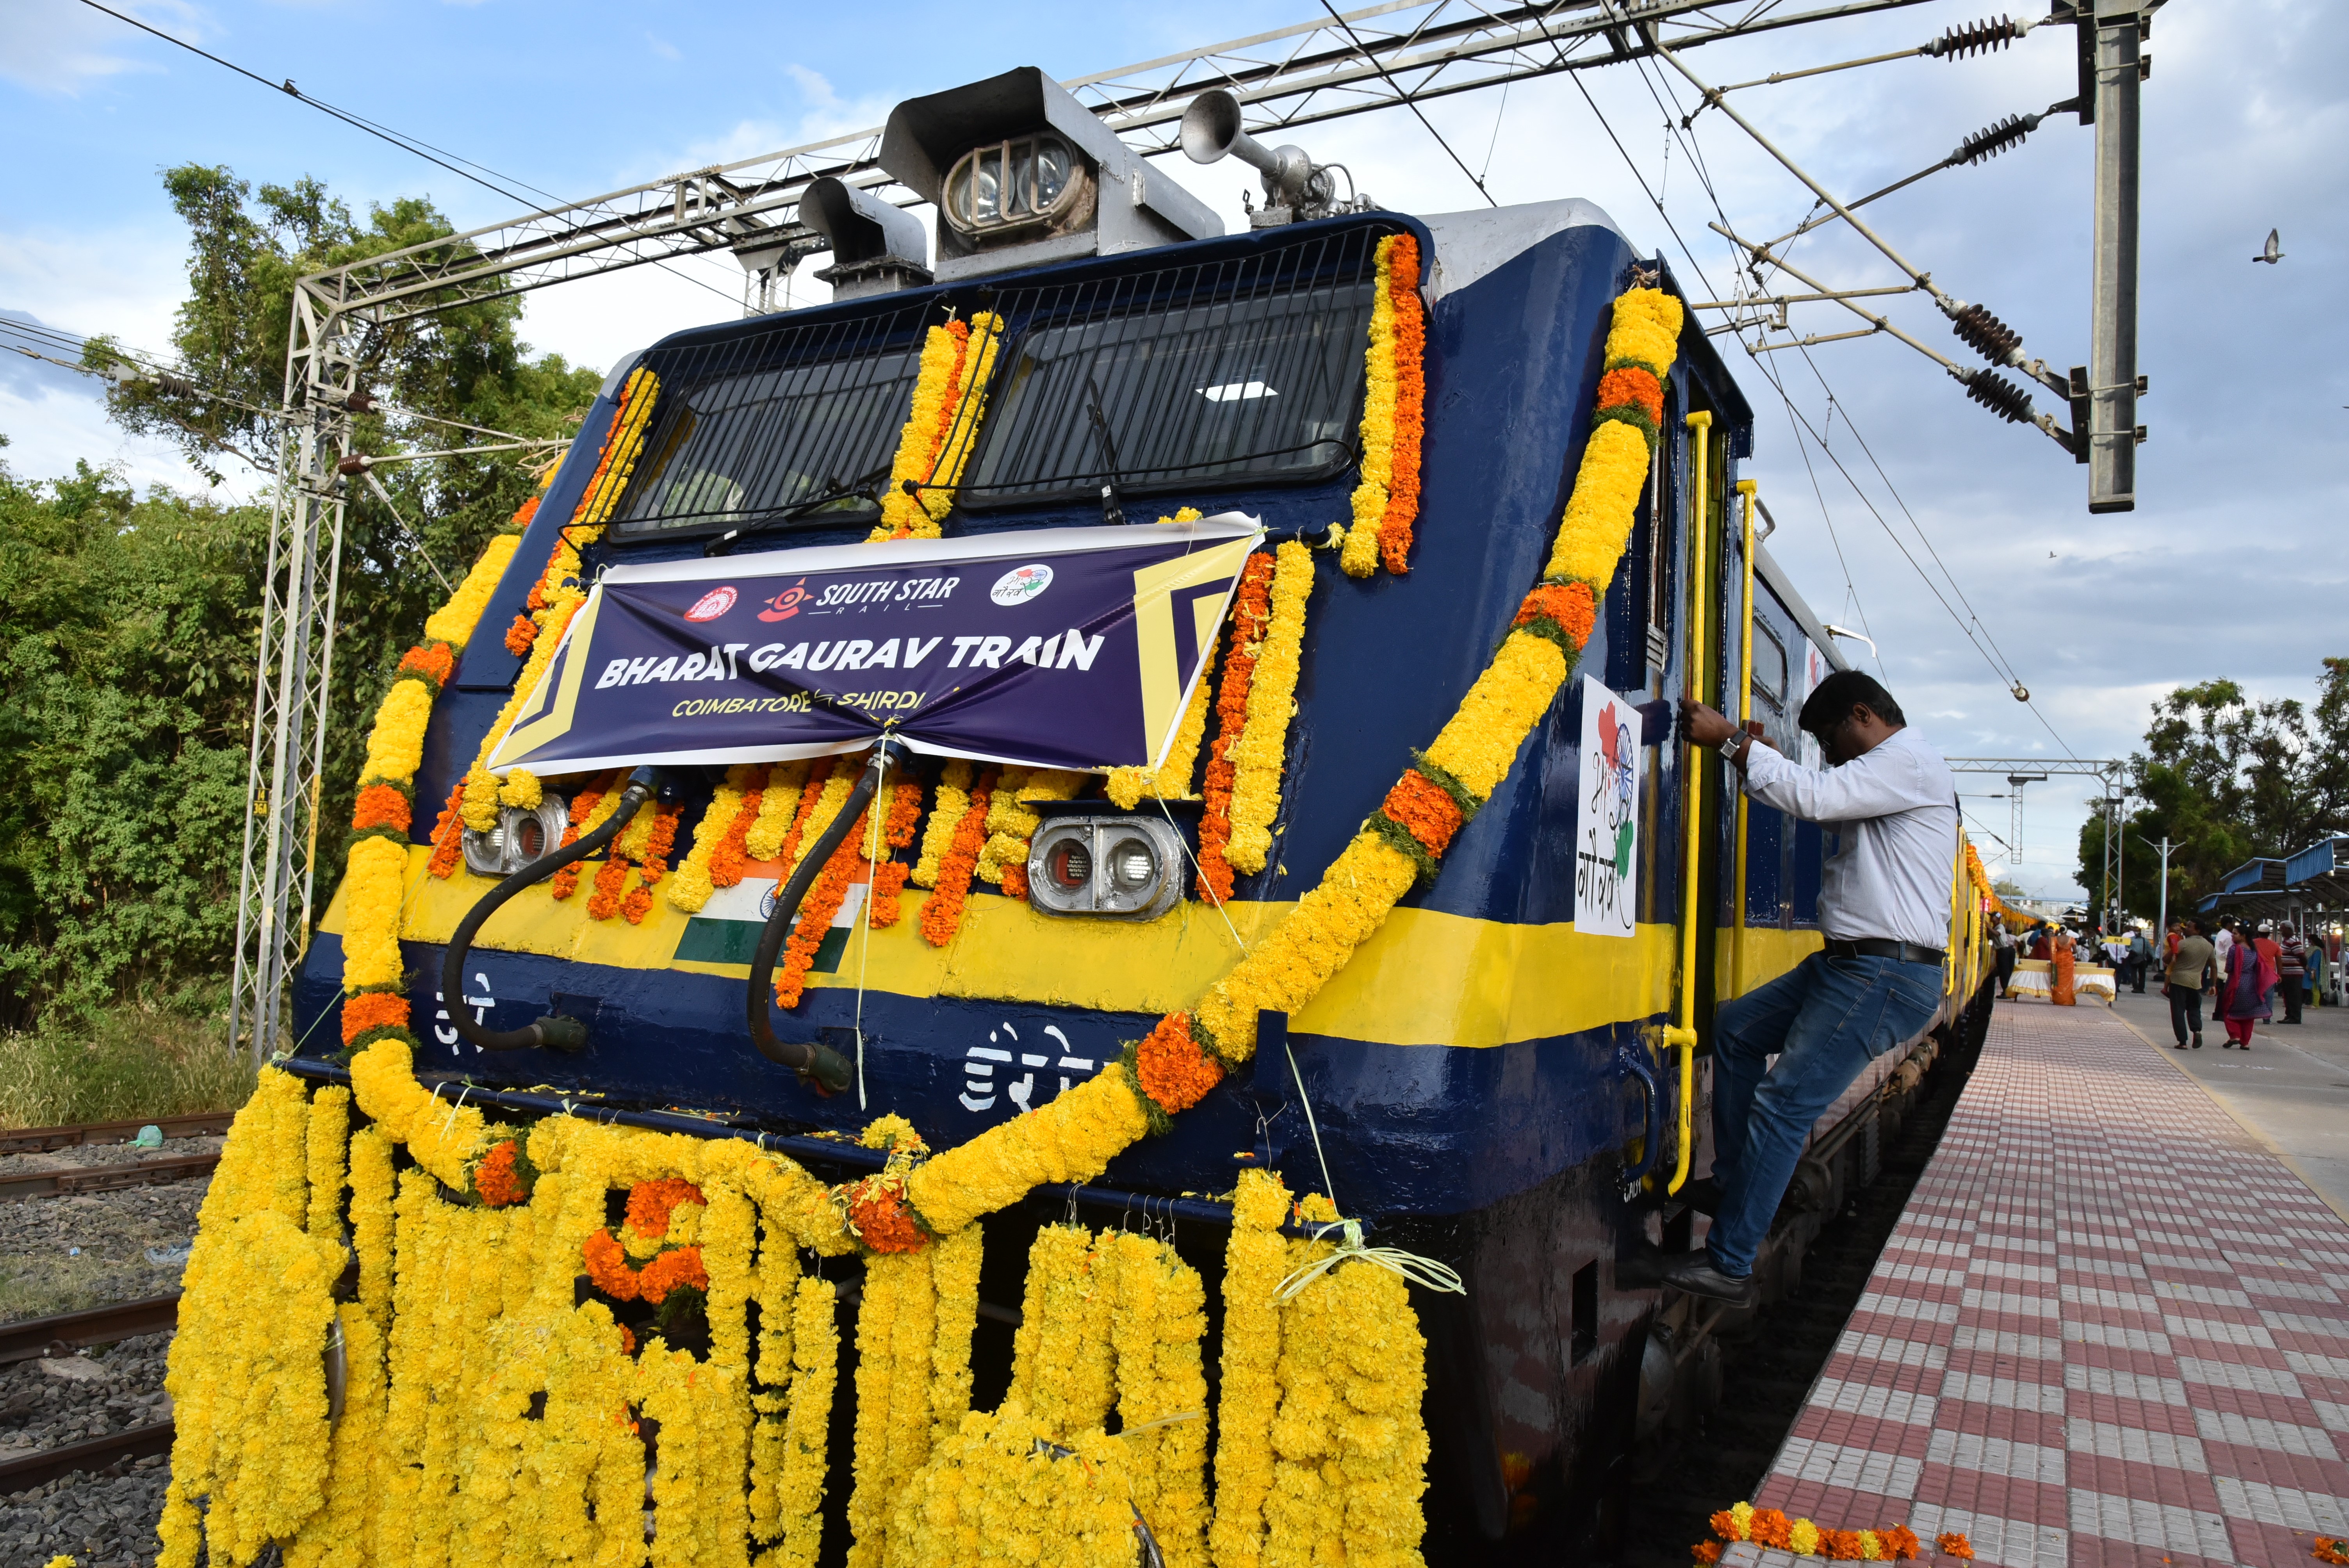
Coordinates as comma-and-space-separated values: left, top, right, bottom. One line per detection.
0, 1114, 233, 1156
0, 1422, 175, 1493
0, 1296, 181, 1367
0, 1154, 222, 1205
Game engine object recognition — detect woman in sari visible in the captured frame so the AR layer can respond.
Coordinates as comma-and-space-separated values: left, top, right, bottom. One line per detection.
2213, 930, 2277, 1048
2050, 928, 2078, 1006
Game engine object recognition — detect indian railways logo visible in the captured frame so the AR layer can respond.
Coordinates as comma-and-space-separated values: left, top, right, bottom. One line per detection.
684, 586, 738, 622
990, 563, 1053, 606
757, 579, 811, 622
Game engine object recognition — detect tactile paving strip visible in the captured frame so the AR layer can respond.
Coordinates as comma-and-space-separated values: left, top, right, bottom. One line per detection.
1723, 1001, 2349, 1568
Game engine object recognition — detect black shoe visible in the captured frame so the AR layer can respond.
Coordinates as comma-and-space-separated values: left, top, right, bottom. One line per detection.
2174, 1042, 2187, 1050
2192, 1036, 2203, 1048
1661, 1253, 1758, 1308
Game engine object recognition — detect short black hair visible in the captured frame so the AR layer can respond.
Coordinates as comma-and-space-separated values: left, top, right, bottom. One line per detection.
1799, 669, 1906, 738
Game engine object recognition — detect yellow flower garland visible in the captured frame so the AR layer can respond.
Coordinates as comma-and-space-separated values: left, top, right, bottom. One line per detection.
886, 1402, 1137, 1567
1109, 1231, 1211, 1568
777, 1277, 841, 1568
1330, 1259, 1430, 1566
910, 760, 975, 887
462, 366, 661, 831
1107, 632, 1217, 810
871, 313, 1006, 542
743, 757, 813, 862
665, 765, 754, 914
1208, 1171, 1290, 1568
1342, 235, 1404, 579
975, 768, 1083, 889
1223, 540, 1313, 875
928, 1224, 984, 1443
422, 532, 521, 647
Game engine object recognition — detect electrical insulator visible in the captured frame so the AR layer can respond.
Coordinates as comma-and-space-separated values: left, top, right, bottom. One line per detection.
1953, 112, 2039, 166
1961, 368, 2034, 424
155, 372, 197, 397
344, 389, 377, 413
1951, 303, 2023, 365
336, 454, 374, 476
1928, 14, 2021, 60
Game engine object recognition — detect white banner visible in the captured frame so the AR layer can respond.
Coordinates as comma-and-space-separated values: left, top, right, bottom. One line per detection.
1573, 674, 1642, 938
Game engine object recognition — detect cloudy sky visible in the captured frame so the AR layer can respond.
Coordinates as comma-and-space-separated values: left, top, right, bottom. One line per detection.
4, 0, 2342, 899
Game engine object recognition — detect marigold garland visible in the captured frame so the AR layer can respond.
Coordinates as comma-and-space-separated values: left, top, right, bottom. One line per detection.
1341, 233, 1426, 578
1224, 539, 1313, 876
1702, 1503, 1936, 1561
1108, 625, 1219, 809
976, 768, 1082, 895
2314, 1538, 2349, 1566
665, 764, 757, 914
1209, 1169, 1290, 1568
911, 760, 975, 888
460, 366, 659, 834
618, 802, 681, 924
774, 807, 868, 1009
744, 757, 816, 862
1198, 552, 1276, 902
918, 768, 996, 948
871, 312, 1006, 541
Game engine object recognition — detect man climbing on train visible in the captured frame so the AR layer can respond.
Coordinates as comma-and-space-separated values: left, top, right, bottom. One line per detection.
1668, 670, 1958, 1306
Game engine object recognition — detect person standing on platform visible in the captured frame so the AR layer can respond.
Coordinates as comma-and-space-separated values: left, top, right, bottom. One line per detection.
2215, 916, 2237, 973
2253, 921, 2283, 1017
2215, 928, 2276, 1049
1667, 671, 1956, 1307
2127, 927, 2153, 994
1993, 918, 2018, 998
2166, 919, 2215, 1049
2278, 926, 2309, 1024
2051, 927, 2079, 1007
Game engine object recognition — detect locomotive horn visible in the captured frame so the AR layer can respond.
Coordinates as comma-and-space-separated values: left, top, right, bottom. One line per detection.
1180, 89, 1319, 212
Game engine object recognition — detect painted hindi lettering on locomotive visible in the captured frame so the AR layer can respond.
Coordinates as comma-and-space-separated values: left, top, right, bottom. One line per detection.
1574, 673, 1642, 938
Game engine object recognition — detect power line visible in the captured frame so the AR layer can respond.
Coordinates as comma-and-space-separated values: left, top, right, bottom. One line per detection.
74, 0, 745, 312
1316, 0, 1499, 208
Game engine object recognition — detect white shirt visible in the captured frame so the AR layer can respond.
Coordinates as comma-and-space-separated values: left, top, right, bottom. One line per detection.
2215, 928, 2234, 966
1739, 726, 1958, 951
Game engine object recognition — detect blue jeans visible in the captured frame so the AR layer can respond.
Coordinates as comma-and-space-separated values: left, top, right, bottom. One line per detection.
1705, 952, 1943, 1277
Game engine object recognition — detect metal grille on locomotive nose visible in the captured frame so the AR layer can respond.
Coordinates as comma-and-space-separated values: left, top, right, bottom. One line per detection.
609, 303, 934, 536
959, 224, 1388, 507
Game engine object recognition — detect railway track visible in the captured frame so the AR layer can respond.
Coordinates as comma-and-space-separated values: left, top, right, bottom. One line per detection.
0, 1296, 181, 1493
0, 1152, 221, 1205
0, 1112, 234, 1156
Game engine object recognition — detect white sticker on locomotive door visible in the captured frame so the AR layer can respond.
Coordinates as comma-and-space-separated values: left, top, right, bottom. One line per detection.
1574, 674, 1642, 939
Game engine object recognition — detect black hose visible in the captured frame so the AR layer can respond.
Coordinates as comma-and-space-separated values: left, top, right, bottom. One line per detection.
747, 740, 909, 1094
439, 767, 657, 1052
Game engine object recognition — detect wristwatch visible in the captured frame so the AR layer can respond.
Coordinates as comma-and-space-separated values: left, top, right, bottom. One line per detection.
1717, 733, 1748, 765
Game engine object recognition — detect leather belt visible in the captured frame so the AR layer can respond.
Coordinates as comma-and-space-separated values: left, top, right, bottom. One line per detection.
1824, 937, 1946, 966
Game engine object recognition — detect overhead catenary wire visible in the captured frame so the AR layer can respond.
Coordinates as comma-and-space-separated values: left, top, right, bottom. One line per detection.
1315, 0, 1499, 208
1561, 40, 2081, 758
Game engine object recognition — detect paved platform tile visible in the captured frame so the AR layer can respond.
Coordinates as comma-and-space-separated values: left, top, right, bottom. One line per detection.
1743, 1001, 2349, 1567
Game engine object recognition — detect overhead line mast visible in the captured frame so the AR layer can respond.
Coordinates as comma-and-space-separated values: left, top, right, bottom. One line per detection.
225, 0, 2139, 1055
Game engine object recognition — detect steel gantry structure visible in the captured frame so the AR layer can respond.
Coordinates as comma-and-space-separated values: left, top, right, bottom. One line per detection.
230, 0, 2148, 1054
1947, 757, 2130, 925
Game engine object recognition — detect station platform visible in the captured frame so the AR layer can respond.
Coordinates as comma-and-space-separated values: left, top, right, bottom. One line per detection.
1726, 998, 2349, 1568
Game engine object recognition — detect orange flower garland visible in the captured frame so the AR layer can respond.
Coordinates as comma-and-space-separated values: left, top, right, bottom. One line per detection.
918, 771, 995, 949
473, 1139, 529, 1208
1197, 553, 1275, 904
503, 614, 536, 656
620, 804, 683, 925
351, 782, 412, 837
709, 770, 769, 888
586, 849, 631, 921
339, 991, 412, 1050
423, 785, 466, 880
774, 809, 868, 1009
1936, 1534, 1973, 1560
583, 1231, 711, 1304
626, 1177, 706, 1239
774, 758, 837, 873
1131, 1012, 1224, 1117
2315, 1538, 2349, 1566
841, 1178, 928, 1254
1700, 1504, 1937, 1563
1379, 234, 1428, 574
547, 779, 608, 901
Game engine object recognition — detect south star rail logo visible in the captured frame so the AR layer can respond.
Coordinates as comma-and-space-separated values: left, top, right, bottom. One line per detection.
684, 585, 738, 623
990, 563, 1053, 607
758, 579, 811, 622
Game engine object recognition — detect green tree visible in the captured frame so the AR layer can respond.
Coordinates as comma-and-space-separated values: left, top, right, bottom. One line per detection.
2080, 668, 2349, 917
0, 452, 266, 1025
2, 165, 605, 1025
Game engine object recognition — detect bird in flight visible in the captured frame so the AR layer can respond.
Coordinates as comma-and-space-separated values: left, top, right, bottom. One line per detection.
2254, 228, 2284, 264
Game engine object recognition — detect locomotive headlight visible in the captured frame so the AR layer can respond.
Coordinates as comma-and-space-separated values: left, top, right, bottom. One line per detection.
941, 132, 1087, 239
462, 795, 570, 880
1028, 817, 1183, 921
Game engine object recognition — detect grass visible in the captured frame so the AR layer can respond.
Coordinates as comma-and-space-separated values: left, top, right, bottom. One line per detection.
0, 992, 258, 1130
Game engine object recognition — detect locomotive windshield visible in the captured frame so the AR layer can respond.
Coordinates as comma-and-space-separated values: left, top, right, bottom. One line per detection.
959, 225, 1387, 506
609, 303, 932, 535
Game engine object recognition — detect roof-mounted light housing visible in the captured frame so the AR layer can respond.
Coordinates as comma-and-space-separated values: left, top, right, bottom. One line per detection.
880, 66, 1223, 281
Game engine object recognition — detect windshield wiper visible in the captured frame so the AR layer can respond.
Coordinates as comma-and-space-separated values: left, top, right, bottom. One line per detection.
703, 465, 890, 556
1084, 373, 1129, 526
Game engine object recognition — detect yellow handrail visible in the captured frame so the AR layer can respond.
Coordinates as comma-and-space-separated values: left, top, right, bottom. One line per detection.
1664, 411, 1713, 1195
1732, 479, 1758, 1000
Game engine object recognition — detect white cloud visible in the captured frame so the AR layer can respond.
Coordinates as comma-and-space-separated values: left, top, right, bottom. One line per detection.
0, 0, 203, 95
